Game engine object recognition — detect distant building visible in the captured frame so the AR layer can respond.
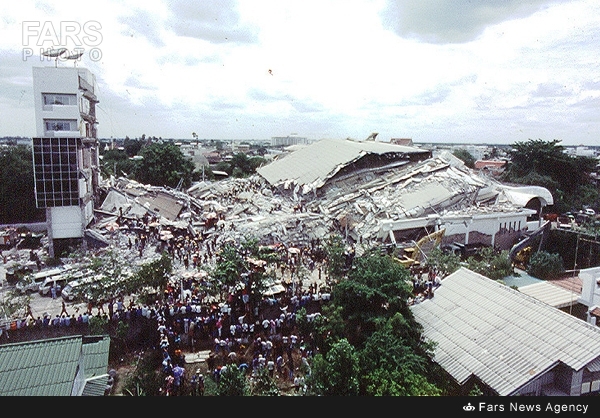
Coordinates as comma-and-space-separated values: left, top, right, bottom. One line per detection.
474, 159, 507, 176
31, 66, 100, 257
270, 134, 308, 147
390, 138, 413, 146
177, 142, 210, 171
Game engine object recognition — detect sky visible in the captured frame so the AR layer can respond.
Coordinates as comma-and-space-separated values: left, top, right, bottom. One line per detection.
1, 0, 600, 145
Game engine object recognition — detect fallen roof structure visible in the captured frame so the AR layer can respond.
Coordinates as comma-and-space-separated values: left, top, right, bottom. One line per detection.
256, 137, 431, 196
94, 140, 554, 252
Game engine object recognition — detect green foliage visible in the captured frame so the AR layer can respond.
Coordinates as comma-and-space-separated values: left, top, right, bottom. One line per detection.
217, 364, 250, 396
76, 251, 171, 304
466, 248, 514, 281
311, 303, 346, 354
212, 244, 247, 288
356, 315, 442, 395
469, 384, 484, 396
502, 139, 598, 213
363, 368, 442, 396
249, 368, 280, 396
305, 339, 360, 396
88, 314, 108, 335
131, 252, 172, 293
0, 290, 30, 320
0, 145, 45, 223
99, 148, 138, 178
304, 250, 445, 396
424, 247, 462, 276
452, 148, 476, 168
123, 137, 144, 157
527, 250, 565, 280
332, 253, 413, 345
122, 350, 164, 396
133, 143, 195, 188
323, 234, 348, 280
213, 152, 267, 178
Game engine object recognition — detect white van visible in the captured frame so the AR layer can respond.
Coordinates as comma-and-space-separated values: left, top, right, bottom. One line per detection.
38, 275, 69, 297
61, 274, 100, 301
16, 266, 70, 294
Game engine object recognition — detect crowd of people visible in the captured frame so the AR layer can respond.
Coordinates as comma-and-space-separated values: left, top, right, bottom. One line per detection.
2, 205, 443, 395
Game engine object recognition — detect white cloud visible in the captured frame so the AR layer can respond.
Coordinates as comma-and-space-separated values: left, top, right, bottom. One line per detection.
0, 0, 599, 145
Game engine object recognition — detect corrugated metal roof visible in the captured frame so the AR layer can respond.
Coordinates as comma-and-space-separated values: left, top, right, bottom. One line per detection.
256, 138, 429, 193
0, 336, 81, 396
518, 281, 580, 309
82, 335, 110, 379
586, 356, 600, 372
81, 375, 109, 396
411, 267, 600, 396
0, 335, 111, 396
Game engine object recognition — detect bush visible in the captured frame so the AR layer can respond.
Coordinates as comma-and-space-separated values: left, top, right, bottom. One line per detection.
527, 251, 564, 280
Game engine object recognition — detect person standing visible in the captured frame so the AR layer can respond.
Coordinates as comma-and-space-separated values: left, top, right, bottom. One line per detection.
60, 301, 68, 317
172, 364, 185, 396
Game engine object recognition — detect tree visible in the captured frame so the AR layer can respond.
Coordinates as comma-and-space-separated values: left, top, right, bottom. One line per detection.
358, 314, 442, 396
0, 145, 45, 223
332, 252, 414, 346
502, 139, 599, 213
218, 152, 267, 177
305, 338, 360, 396
323, 234, 347, 280
100, 148, 137, 178
466, 248, 514, 281
217, 364, 250, 396
212, 243, 248, 289
129, 252, 173, 295
249, 368, 280, 396
527, 250, 565, 280
133, 143, 195, 188
74, 251, 172, 305
423, 247, 462, 277
123, 137, 144, 158
452, 148, 476, 168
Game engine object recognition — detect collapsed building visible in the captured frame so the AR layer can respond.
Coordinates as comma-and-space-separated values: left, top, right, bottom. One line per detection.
93, 138, 554, 258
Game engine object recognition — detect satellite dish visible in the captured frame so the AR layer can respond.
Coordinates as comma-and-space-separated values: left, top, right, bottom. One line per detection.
65, 51, 84, 67
65, 51, 84, 60
41, 48, 67, 67
42, 48, 67, 58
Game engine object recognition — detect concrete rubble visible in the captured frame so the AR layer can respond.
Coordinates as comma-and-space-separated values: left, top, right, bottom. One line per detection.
92, 148, 546, 253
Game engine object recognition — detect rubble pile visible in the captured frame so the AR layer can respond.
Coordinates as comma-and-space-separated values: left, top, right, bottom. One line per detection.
94, 150, 531, 251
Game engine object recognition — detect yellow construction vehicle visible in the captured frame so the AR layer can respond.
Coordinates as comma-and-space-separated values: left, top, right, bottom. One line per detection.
395, 228, 446, 268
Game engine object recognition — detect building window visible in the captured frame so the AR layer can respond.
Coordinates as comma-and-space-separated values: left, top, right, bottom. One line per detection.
43, 93, 77, 106
44, 119, 77, 132
32, 137, 80, 208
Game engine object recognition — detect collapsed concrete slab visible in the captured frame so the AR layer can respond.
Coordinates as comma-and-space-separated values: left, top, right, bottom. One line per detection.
94, 141, 554, 255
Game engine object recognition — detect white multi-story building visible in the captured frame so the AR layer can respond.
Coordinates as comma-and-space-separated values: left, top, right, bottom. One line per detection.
270, 134, 308, 147
31, 66, 100, 257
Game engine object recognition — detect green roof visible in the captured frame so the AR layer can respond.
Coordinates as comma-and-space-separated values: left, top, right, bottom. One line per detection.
0, 335, 110, 396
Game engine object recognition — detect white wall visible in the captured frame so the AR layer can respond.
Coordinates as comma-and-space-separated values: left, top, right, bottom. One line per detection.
579, 266, 600, 308
49, 206, 83, 238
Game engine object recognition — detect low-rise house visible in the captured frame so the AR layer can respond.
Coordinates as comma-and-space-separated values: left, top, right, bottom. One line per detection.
411, 267, 600, 396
